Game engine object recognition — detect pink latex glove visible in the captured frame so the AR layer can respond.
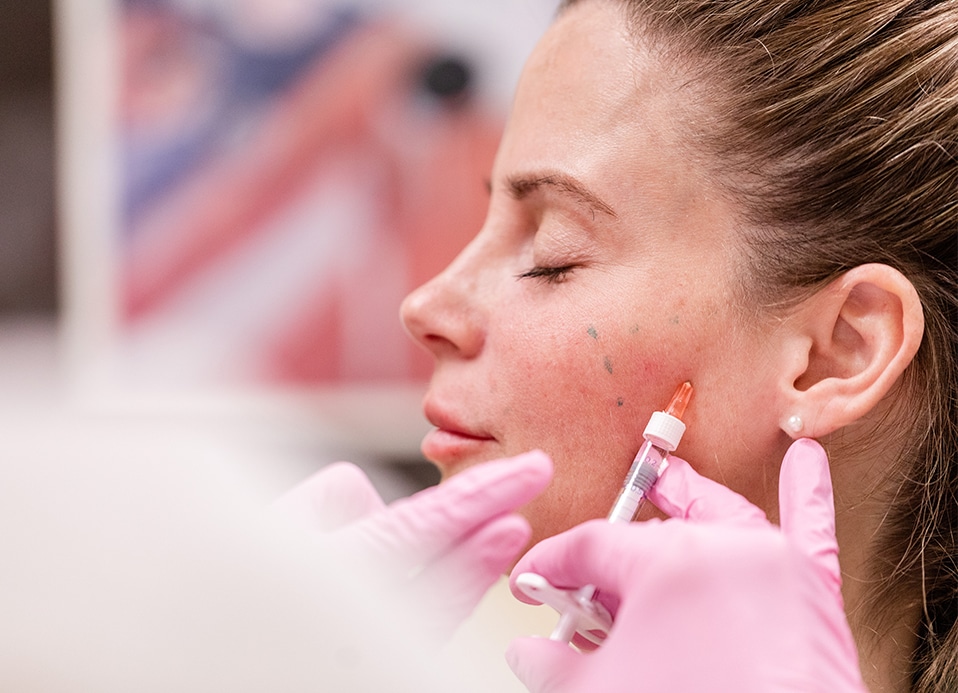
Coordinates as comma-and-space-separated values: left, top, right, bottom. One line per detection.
274, 450, 553, 638
507, 439, 867, 692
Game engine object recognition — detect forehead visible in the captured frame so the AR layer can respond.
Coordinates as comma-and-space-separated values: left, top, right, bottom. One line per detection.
496, 0, 711, 227
510, 2, 647, 148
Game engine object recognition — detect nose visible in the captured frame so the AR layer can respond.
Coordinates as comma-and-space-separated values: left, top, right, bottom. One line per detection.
401, 253, 486, 360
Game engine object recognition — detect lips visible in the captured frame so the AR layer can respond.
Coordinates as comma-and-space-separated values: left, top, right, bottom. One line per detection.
421, 399, 496, 470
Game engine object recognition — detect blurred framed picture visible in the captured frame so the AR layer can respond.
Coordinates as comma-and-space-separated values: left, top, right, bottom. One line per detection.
55, 0, 552, 454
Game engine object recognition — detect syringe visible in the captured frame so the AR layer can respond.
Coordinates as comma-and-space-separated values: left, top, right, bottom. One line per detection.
515, 382, 693, 646
607, 381, 692, 524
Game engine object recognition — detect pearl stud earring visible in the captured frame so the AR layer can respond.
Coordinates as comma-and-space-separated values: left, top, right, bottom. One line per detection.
786, 415, 804, 434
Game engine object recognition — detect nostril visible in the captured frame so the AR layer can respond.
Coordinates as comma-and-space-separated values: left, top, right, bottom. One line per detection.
421, 331, 457, 352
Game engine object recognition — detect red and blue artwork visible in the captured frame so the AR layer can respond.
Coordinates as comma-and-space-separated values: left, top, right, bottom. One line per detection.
117, 0, 506, 388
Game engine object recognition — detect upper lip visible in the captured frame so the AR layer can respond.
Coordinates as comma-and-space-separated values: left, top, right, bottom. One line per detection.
423, 399, 494, 440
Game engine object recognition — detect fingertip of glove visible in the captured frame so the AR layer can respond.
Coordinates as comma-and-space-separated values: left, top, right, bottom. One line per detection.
778, 437, 838, 550
486, 513, 533, 555
492, 449, 554, 496
786, 437, 827, 460
506, 636, 576, 690
513, 449, 555, 478
324, 460, 365, 474
455, 449, 553, 489
781, 438, 831, 486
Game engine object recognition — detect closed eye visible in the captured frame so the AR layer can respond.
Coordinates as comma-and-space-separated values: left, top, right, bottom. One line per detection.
515, 265, 577, 284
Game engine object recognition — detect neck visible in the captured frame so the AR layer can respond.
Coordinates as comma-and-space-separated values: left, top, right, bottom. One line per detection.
830, 435, 921, 693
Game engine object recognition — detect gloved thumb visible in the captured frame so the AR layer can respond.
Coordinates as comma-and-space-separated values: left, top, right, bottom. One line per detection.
777, 437, 842, 598
506, 636, 581, 693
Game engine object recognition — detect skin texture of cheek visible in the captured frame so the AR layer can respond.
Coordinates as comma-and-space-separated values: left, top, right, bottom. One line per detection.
511, 387, 678, 558
504, 322, 686, 552
508, 305, 792, 553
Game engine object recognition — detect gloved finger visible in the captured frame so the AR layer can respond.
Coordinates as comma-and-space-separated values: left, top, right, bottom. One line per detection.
349, 450, 553, 571
506, 636, 582, 693
411, 513, 532, 639
272, 462, 385, 530
510, 520, 642, 606
647, 455, 767, 526
778, 438, 842, 593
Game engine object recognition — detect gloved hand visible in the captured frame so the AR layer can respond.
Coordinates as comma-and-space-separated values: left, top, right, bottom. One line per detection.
274, 450, 553, 638
506, 438, 867, 693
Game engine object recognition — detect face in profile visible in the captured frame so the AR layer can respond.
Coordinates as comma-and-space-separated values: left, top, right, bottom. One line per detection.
401, 0, 790, 548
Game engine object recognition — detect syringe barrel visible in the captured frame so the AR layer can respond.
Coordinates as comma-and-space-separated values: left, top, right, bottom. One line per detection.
607, 440, 668, 524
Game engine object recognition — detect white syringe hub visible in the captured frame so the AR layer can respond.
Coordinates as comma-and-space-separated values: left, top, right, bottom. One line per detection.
643, 411, 686, 452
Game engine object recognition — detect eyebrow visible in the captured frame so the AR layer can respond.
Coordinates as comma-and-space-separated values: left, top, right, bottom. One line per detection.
506, 172, 618, 219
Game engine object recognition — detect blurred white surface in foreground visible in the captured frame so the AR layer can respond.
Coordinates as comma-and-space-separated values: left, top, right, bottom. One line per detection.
0, 318, 551, 691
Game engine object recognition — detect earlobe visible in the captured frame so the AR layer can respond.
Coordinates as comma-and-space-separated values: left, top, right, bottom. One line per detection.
778, 264, 924, 438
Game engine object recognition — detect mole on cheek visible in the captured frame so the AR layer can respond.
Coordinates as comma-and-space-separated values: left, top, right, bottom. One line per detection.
603, 356, 613, 374
588, 326, 599, 340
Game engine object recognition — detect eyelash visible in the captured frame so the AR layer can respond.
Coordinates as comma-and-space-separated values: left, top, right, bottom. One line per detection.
515, 265, 577, 284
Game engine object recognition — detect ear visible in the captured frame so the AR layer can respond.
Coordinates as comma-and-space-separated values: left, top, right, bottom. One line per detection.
777, 263, 924, 438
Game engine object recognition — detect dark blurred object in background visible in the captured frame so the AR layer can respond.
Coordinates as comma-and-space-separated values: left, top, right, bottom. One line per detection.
0, 1, 57, 315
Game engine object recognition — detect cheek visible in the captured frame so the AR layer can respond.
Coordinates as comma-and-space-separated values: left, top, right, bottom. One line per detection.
496, 320, 685, 542
498, 321, 654, 440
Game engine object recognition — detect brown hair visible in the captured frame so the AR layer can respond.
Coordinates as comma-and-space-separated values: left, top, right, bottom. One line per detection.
566, 0, 958, 688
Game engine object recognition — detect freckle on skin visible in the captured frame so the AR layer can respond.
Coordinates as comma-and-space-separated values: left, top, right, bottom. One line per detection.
630, 324, 642, 335
617, 398, 624, 407
604, 356, 613, 374
669, 315, 680, 325
588, 326, 599, 340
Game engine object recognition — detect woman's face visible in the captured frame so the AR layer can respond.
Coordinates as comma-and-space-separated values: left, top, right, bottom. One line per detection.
401, 0, 788, 547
